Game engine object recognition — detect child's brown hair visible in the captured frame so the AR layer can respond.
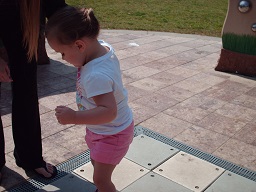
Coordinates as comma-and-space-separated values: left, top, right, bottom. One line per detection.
45, 6, 100, 45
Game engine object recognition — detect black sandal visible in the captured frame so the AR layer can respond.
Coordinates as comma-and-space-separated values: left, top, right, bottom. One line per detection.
34, 161, 57, 179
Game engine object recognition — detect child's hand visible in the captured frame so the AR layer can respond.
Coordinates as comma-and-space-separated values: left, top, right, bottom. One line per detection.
55, 106, 76, 125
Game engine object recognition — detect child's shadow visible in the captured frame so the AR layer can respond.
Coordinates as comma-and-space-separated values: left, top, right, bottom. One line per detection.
0, 166, 37, 191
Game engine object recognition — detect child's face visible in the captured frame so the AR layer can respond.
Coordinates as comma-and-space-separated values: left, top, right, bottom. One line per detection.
47, 38, 85, 67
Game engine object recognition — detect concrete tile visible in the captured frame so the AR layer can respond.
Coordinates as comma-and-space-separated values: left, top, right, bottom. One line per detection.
37, 68, 60, 81
179, 39, 215, 48
40, 111, 72, 138
166, 66, 200, 78
127, 34, 167, 45
129, 102, 159, 125
132, 93, 178, 112
143, 55, 188, 71
42, 138, 76, 166
229, 75, 256, 88
156, 44, 192, 55
179, 94, 226, 112
150, 71, 185, 85
215, 103, 256, 123
46, 125, 88, 154
38, 76, 76, 90
165, 36, 194, 44
154, 152, 225, 192
63, 71, 77, 81
122, 73, 138, 85
201, 86, 243, 102
140, 50, 170, 61
232, 94, 256, 111
213, 139, 256, 172
0, 89, 12, 108
1, 114, 11, 128
174, 49, 211, 61
174, 78, 213, 93
123, 66, 160, 80
174, 125, 229, 154
233, 123, 256, 146
120, 54, 159, 70
37, 86, 58, 98
140, 113, 192, 138
36, 173, 96, 192
196, 113, 246, 137
164, 104, 210, 124
245, 87, 256, 98
194, 52, 220, 65
195, 44, 221, 53
125, 135, 179, 170
1, 82, 11, 91
187, 73, 226, 86
122, 172, 193, 192
125, 85, 151, 102
182, 61, 213, 72
150, 38, 185, 49
73, 158, 149, 191
39, 103, 52, 115
158, 85, 195, 102
39, 92, 75, 110
129, 78, 168, 92
216, 80, 252, 93
115, 49, 141, 60
0, 155, 28, 191
3, 126, 14, 153
205, 171, 256, 192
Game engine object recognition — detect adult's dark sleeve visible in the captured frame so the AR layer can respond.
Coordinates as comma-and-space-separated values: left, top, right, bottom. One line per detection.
43, 0, 67, 19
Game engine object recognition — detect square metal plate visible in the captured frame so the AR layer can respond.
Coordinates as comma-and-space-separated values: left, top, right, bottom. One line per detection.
122, 172, 193, 192
205, 171, 256, 192
153, 151, 225, 192
125, 134, 179, 170
36, 173, 96, 192
73, 158, 149, 191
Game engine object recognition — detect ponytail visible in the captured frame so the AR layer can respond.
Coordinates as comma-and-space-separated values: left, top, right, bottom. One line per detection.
19, 0, 40, 62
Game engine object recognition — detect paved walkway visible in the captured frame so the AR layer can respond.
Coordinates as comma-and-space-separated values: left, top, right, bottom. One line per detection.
0, 30, 256, 191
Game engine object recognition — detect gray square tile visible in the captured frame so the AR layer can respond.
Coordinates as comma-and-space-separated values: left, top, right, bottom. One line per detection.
125, 134, 179, 170
122, 172, 193, 192
73, 158, 149, 191
154, 152, 225, 192
205, 171, 256, 192
36, 173, 96, 192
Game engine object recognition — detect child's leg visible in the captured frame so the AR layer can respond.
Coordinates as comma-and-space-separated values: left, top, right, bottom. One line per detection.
93, 161, 116, 192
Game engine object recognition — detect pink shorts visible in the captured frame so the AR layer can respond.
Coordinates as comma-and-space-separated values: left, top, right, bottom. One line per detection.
85, 121, 134, 165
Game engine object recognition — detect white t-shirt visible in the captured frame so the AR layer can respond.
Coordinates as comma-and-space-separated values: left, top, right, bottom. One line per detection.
76, 40, 133, 135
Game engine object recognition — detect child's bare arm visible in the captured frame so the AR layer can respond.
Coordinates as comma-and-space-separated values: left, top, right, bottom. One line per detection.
55, 92, 117, 125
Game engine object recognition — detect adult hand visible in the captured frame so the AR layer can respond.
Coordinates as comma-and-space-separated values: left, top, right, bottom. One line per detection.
55, 106, 76, 125
0, 57, 12, 82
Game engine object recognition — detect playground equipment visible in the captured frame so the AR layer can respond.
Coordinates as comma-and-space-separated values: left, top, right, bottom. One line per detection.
215, 0, 256, 76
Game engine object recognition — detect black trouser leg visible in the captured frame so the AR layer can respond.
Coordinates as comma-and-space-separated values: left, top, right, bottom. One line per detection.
0, 1, 44, 169
11, 62, 43, 169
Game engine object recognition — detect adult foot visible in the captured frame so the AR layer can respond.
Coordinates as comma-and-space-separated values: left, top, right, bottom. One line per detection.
34, 162, 57, 179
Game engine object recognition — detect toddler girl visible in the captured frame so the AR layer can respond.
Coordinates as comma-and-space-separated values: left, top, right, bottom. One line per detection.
45, 6, 134, 192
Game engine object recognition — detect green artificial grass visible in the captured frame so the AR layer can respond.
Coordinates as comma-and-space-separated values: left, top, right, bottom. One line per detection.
222, 33, 256, 56
66, 0, 227, 37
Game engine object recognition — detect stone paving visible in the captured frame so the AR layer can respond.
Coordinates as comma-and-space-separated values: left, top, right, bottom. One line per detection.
0, 30, 256, 191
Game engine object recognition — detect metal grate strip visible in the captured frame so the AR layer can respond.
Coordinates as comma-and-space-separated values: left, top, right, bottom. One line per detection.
7, 126, 256, 191
135, 125, 256, 182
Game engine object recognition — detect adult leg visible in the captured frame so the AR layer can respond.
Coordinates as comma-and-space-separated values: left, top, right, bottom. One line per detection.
93, 161, 116, 192
0, 1, 56, 178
